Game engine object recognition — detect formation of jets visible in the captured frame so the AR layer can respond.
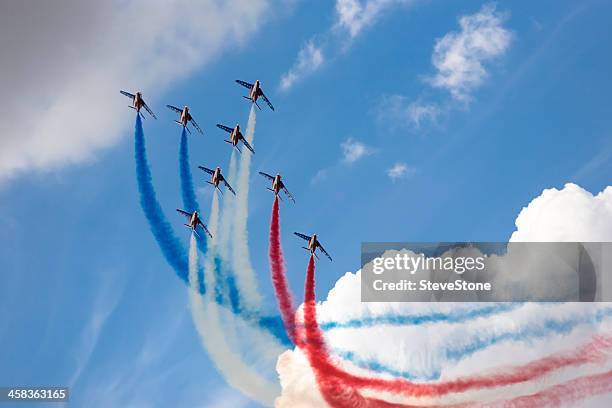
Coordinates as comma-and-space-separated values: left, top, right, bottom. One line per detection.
121, 79, 332, 261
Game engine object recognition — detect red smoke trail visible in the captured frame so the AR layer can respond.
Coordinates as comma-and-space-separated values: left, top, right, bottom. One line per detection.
300, 255, 612, 407
338, 335, 612, 398
489, 369, 612, 408
269, 196, 300, 344
302, 254, 461, 408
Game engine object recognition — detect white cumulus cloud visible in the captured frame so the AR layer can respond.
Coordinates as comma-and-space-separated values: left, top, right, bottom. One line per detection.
510, 183, 612, 242
280, 40, 325, 91
275, 183, 612, 407
0, 0, 274, 184
429, 3, 512, 102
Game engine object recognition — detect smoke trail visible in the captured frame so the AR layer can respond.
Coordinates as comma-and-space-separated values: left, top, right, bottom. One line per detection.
320, 303, 522, 331
302, 254, 373, 408
269, 196, 299, 344
230, 104, 263, 310
134, 114, 201, 290
299, 254, 612, 405
217, 150, 238, 262
179, 129, 199, 215
188, 194, 280, 406
135, 114, 290, 357
302, 256, 424, 408
334, 305, 612, 379
488, 369, 612, 408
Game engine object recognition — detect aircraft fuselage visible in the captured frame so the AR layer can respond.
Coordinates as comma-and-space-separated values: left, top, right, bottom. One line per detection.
189, 211, 200, 230
212, 167, 222, 187
179, 106, 191, 127
230, 124, 242, 146
133, 92, 144, 112
249, 80, 261, 102
308, 234, 319, 254
272, 175, 282, 195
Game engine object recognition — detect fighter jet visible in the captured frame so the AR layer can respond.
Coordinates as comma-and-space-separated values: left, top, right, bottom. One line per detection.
235, 79, 274, 111
216, 123, 254, 154
259, 172, 294, 203
199, 166, 236, 196
120, 90, 156, 119
177, 209, 212, 238
294, 232, 332, 261
167, 105, 203, 134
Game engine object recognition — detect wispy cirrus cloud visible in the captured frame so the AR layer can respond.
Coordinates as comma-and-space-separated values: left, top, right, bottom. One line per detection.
280, 0, 418, 90
279, 40, 324, 91
378, 95, 441, 128
377, 3, 512, 130
334, 0, 417, 38
428, 3, 512, 102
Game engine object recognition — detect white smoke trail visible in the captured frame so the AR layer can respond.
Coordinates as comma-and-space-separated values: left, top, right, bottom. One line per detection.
217, 149, 237, 262
230, 104, 263, 310
188, 191, 280, 406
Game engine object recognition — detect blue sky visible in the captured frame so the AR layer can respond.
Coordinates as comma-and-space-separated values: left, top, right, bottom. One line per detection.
1, 0, 611, 407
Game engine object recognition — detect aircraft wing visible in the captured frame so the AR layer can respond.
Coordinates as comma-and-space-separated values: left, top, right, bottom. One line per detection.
197, 220, 213, 238
319, 244, 333, 261
223, 179, 236, 196
259, 91, 275, 111
236, 79, 254, 90
198, 166, 214, 175
190, 117, 204, 135
143, 101, 157, 119
282, 185, 295, 203
294, 232, 311, 241
166, 104, 182, 114
216, 124, 233, 134
258, 171, 274, 181
176, 209, 191, 218
120, 90, 135, 99
241, 138, 255, 154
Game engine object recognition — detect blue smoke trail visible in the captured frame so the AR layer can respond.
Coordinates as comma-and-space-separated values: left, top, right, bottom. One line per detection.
173, 121, 290, 345
134, 114, 205, 292
179, 129, 200, 215
334, 306, 612, 380
320, 303, 522, 331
